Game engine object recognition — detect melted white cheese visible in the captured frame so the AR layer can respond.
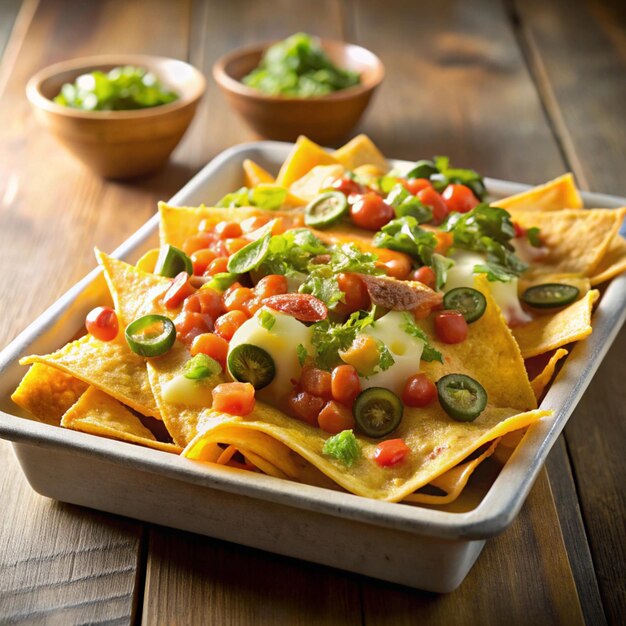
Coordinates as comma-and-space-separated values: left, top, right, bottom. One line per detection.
162, 374, 213, 407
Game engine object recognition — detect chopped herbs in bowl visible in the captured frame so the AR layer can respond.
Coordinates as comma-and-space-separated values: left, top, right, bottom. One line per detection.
242, 33, 361, 98
54, 65, 179, 111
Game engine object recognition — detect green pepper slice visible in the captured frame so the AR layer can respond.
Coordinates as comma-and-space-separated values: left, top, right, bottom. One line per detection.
227, 343, 276, 390
154, 244, 193, 278
521, 283, 580, 309
304, 191, 348, 228
443, 287, 487, 323
436, 374, 487, 422
353, 387, 403, 438
125, 314, 176, 357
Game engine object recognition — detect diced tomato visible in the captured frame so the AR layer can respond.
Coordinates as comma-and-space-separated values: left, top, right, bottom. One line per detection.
85, 306, 119, 342
442, 184, 479, 214
336, 273, 370, 314
349, 192, 395, 231
417, 187, 449, 224
225, 237, 249, 255
224, 287, 255, 313
434, 231, 454, 255
183, 288, 224, 319
379, 255, 412, 280
215, 221, 242, 239
214, 310, 248, 341
190, 332, 229, 363
332, 177, 365, 197
301, 367, 332, 400
331, 364, 361, 406
317, 401, 356, 434
182, 232, 217, 255
175, 310, 213, 343
263, 293, 328, 322
191, 249, 217, 275
254, 274, 288, 300
164, 272, 196, 310
374, 439, 411, 467
434, 310, 468, 344
402, 178, 433, 195
240, 215, 270, 234
402, 373, 437, 407
212, 382, 255, 416
513, 221, 526, 238
287, 391, 324, 426
204, 256, 229, 276
244, 297, 263, 316
410, 266, 436, 289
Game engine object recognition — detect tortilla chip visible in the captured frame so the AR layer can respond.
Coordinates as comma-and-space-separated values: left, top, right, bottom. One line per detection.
590, 234, 626, 286
514, 208, 626, 276
61, 387, 180, 453
420, 275, 537, 412
243, 159, 275, 186
404, 439, 499, 505
289, 164, 345, 201
275, 136, 339, 187
135, 248, 160, 273
353, 163, 388, 180
333, 134, 388, 171
183, 402, 549, 502
513, 289, 599, 358
11, 363, 88, 425
20, 335, 161, 419
494, 173, 582, 212
530, 349, 568, 400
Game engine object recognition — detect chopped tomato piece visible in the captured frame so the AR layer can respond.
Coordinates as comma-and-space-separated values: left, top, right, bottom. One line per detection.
332, 177, 365, 197
182, 232, 217, 255
204, 256, 229, 276
379, 255, 412, 280
85, 306, 119, 342
244, 297, 263, 316
318, 401, 356, 434
336, 273, 370, 314
263, 293, 328, 322
212, 382, 256, 416
164, 272, 196, 310
374, 439, 410, 467
402, 177, 433, 195
287, 391, 324, 426
349, 192, 395, 231
240, 215, 270, 234
402, 373, 437, 407
214, 310, 248, 341
224, 287, 255, 313
417, 187, 449, 224
183, 288, 224, 318
191, 249, 217, 275
434, 310, 468, 344
215, 221, 242, 239
254, 274, 288, 300
514, 221, 526, 238
225, 237, 249, 255
331, 365, 361, 406
442, 184, 479, 214
174, 310, 213, 343
410, 266, 436, 289
434, 231, 454, 255
301, 367, 332, 400
190, 332, 229, 363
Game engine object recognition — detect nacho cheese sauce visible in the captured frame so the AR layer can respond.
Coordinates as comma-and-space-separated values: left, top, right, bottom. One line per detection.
162, 375, 213, 407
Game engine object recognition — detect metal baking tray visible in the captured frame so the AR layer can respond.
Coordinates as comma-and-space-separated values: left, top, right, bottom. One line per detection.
1, 141, 625, 592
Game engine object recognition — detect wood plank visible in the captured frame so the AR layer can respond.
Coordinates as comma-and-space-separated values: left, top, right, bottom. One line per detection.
0, 0, 192, 622
511, 1, 626, 622
350, 0, 595, 619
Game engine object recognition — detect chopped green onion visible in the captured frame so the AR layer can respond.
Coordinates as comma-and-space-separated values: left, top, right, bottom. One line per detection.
258, 309, 276, 331
202, 272, 240, 293
184, 354, 222, 380
323, 430, 361, 467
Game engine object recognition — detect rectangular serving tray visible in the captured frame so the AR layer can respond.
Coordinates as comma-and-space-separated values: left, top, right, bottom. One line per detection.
1, 141, 625, 592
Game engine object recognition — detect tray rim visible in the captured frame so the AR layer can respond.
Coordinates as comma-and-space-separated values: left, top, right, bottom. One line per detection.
1, 139, 625, 541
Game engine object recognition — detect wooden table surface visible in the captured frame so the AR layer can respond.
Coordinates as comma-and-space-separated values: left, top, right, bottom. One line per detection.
0, 1, 624, 624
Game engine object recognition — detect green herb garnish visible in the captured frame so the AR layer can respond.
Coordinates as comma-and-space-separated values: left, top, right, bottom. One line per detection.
258, 309, 276, 331
322, 430, 361, 467
216, 186, 286, 210
373, 216, 437, 265
297, 344, 308, 367
183, 354, 222, 380
401, 313, 443, 363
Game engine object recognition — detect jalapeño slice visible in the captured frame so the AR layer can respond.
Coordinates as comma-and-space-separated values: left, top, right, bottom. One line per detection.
227, 343, 276, 390
521, 283, 580, 309
154, 244, 193, 278
436, 374, 487, 422
443, 287, 487, 323
125, 314, 176, 357
304, 191, 348, 228
353, 387, 403, 438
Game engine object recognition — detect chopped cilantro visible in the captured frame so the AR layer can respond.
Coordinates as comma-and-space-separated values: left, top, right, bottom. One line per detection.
526, 226, 542, 247
373, 216, 437, 265
431, 253, 455, 291
183, 354, 222, 380
377, 341, 395, 371
401, 313, 443, 363
432, 156, 486, 200
322, 430, 361, 467
216, 185, 286, 210
297, 343, 308, 367
385, 184, 432, 222
258, 309, 276, 331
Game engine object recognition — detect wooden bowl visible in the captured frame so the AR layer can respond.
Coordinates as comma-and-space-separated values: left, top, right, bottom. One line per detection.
213, 39, 384, 144
26, 55, 206, 179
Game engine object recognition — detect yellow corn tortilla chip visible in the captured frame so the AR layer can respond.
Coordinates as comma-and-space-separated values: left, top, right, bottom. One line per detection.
243, 159, 275, 186
20, 335, 161, 419
513, 289, 599, 358
420, 275, 537, 412
494, 173, 582, 212
530, 348, 568, 400
183, 402, 549, 502
135, 248, 160, 273
404, 439, 499, 505
353, 163, 388, 180
289, 164, 345, 201
514, 208, 626, 277
590, 234, 626, 286
61, 387, 180, 453
333, 134, 388, 171
275, 136, 339, 187
11, 363, 88, 425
